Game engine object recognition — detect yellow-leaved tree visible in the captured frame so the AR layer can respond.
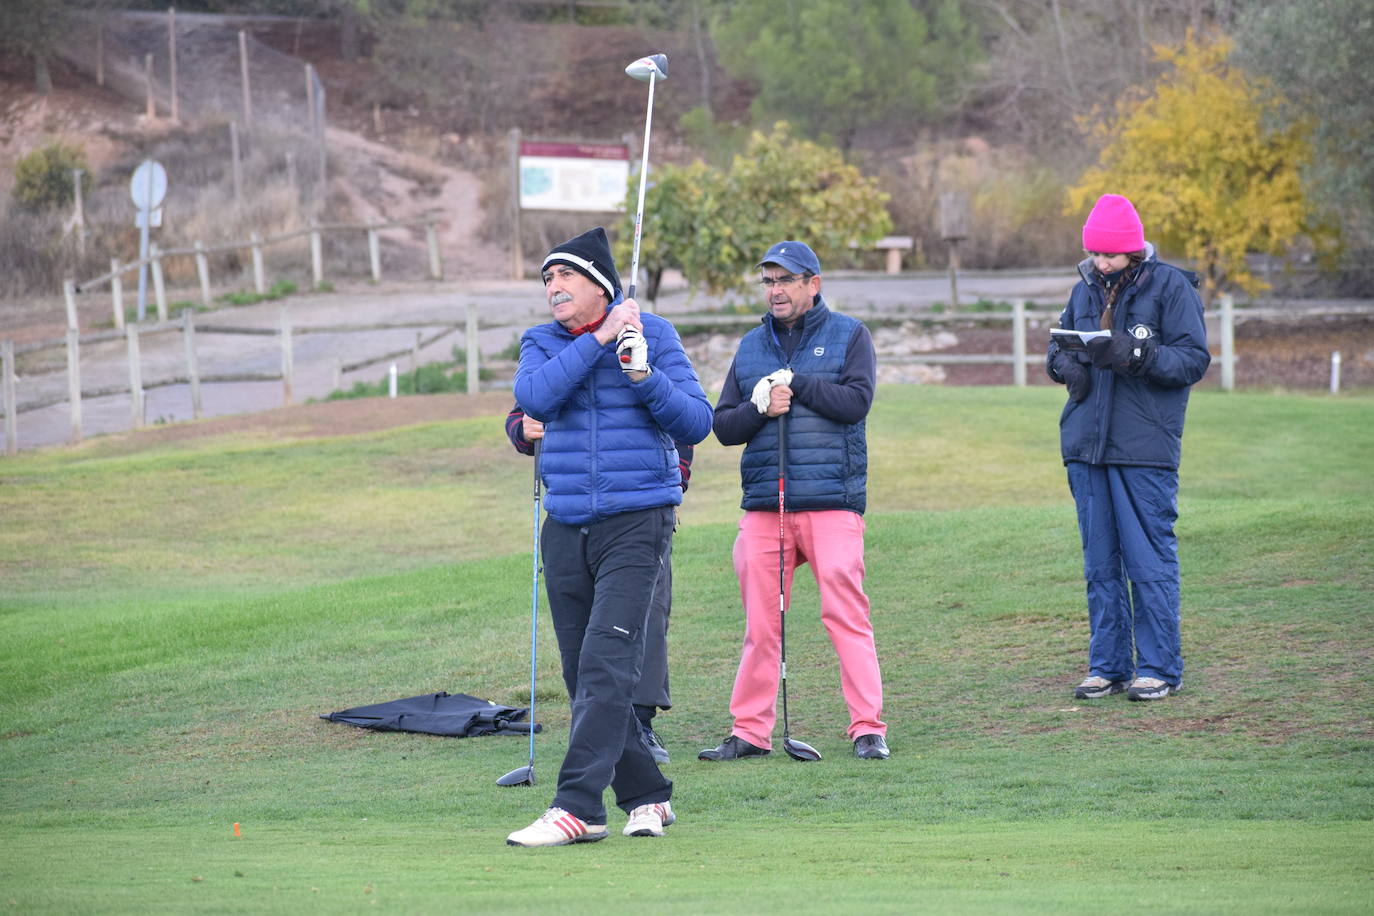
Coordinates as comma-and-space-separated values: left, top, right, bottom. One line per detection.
1067, 35, 1310, 304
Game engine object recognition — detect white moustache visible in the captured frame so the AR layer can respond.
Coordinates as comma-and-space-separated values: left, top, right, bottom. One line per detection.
550, 292, 573, 306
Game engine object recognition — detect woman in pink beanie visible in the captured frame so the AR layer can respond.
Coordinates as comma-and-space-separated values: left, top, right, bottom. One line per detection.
1046, 193, 1211, 702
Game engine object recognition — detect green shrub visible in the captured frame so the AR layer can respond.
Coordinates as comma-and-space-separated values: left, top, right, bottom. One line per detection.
13, 142, 92, 212
217, 280, 298, 307
323, 362, 496, 400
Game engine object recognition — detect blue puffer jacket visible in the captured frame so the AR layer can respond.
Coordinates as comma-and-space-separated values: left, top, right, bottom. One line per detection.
514, 296, 712, 525
1047, 245, 1211, 469
733, 301, 869, 514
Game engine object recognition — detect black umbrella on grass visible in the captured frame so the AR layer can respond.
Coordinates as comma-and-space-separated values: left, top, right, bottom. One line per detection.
321, 691, 538, 738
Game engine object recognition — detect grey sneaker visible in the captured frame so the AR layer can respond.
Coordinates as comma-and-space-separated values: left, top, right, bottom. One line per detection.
1074, 675, 1127, 699
1127, 676, 1176, 701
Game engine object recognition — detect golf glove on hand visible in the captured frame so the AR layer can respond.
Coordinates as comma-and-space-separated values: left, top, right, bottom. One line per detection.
1086, 330, 1156, 376
616, 326, 650, 375
1054, 351, 1091, 402
750, 368, 794, 414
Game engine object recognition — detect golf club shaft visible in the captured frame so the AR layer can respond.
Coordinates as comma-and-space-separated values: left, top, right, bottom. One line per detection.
525, 441, 541, 769
627, 72, 656, 301
777, 412, 792, 739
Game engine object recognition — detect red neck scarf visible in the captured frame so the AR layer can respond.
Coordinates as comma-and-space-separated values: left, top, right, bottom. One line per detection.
567, 313, 609, 337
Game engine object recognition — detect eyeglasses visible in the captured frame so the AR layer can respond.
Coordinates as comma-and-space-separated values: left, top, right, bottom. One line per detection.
758, 273, 809, 289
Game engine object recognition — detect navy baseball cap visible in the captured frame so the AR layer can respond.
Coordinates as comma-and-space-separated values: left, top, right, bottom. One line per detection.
757, 240, 821, 276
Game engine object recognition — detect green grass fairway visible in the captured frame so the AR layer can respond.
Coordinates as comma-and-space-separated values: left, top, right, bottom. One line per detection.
2, 387, 1371, 914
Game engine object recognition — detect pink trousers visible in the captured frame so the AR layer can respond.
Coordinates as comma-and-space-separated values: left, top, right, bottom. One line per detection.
728, 509, 886, 748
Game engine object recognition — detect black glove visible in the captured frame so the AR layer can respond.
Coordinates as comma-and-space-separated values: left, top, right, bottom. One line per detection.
1086, 330, 1156, 376
1055, 351, 1091, 402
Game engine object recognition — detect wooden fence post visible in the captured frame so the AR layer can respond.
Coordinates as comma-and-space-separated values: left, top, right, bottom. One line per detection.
251, 232, 266, 294
2, 339, 16, 456
151, 243, 168, 321
144, 52, 156, 119
1219, 293, 1235, 391
426, 221, 442, 280
367, 223, 381, 282
182, 309, 202, 419
72, 170, 86, 258
466, 302, 479, 396
280, 307, 293, 406
64, 328, 83, 444
127, 324, 145, 429
168, 6, 179, 122
66, 329, 82, 444
230, 120, 243, 206
305, 62, 317, 136
310, 220, 323, 288
110, 258, 125, 329
195, 240, 212, 307
508, 127, 523, 280
1012, 299, 1027, 387
63, 278, 79, 330
238, 30, 253, 129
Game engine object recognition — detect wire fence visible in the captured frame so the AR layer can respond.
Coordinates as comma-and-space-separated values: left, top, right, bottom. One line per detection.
57, 11, 327, 137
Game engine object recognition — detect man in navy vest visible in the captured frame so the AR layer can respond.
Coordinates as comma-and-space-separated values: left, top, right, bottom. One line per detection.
700, 240, 890, 763
506, 227, 712, 846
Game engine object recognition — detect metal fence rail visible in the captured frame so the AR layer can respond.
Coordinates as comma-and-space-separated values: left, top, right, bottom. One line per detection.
7, 294, 1367, 457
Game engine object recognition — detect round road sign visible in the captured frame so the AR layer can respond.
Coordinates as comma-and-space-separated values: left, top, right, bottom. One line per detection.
129, 160, 168, 210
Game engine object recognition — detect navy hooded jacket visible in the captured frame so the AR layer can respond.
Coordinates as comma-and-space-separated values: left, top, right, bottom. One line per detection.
1047, 245, 1211, 469
513, 294, 712, 526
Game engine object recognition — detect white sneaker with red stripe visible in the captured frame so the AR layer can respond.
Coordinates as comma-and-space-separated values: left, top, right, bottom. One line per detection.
623, 801, 675, 837
506, 807, 608, 847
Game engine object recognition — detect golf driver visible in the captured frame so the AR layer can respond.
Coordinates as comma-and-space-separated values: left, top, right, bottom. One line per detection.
623, 53, 667, 300
497, 442, 543, 787
777, 412, 822, 762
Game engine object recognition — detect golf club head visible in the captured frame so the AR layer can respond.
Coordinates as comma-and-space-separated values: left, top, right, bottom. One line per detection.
625, 54, 668, 83
496, 765, 535, 787
783, 738, 822, 762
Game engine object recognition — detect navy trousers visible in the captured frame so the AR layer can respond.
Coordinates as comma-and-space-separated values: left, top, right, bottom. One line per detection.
1066, 462, 1184, 686
541, 506, 674, 823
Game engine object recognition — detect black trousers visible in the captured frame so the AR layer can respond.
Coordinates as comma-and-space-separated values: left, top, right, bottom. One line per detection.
634, 545, 672, 714
542, 505, 674, 823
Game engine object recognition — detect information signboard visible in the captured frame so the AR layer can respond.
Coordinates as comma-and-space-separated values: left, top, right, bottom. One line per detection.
519, 141, 629, 212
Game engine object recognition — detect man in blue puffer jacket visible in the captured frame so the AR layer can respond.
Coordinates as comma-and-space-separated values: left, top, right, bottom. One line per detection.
505, 227, 712, 848
1047, 194, 1211, 702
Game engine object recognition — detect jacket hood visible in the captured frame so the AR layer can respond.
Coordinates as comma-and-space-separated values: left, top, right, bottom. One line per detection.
1077, 241, 1157, 287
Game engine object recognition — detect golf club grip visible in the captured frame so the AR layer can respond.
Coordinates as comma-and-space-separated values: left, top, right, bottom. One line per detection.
532, 439, 541, 498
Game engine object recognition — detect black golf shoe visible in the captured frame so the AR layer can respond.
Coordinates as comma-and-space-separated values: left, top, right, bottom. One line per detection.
641, 724, 670, 765
853, 734, 890, 760
698, 735, 770, 761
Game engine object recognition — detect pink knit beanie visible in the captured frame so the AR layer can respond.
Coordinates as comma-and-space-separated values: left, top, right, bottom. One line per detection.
1081, 194, 1145, 253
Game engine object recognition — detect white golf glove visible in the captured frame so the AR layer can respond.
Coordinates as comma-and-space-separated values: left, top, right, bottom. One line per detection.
749, 368, 793, 414
616, 325, 650, 375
